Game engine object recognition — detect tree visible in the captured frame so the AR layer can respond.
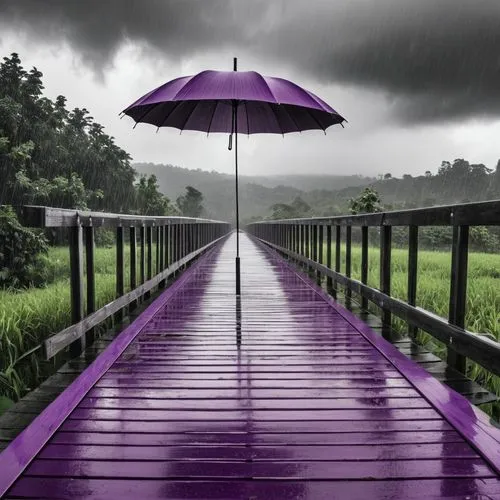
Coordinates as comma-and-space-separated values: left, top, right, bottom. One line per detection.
135, 174, 174, 215
0, 53, 136, 212
349, 187, 382, 214
290, 196, 311, 215
177, 186, 204, 217
384, 173, 392, 180
0, 206, 48, 289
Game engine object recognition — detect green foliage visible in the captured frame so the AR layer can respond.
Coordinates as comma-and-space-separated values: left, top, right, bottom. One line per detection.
0, 206, 48, 289
0, 53, 135, 211
135, 174, 176, 216
0, 244, 131, 405
269, 196, 311, 219
177, 186, 204, 217
349, 187, 382, 214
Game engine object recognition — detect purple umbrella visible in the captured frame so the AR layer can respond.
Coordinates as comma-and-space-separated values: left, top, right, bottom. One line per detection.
123, 58, 346, 294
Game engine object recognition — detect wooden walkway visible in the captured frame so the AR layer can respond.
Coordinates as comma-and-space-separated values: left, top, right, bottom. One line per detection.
1, 233, 499, 499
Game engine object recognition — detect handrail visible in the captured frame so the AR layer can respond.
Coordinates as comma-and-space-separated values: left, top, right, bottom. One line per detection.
252, 199, 500, 227
247, 199, 500, 378
18, 205, 227, 228
21, 206, 231, 359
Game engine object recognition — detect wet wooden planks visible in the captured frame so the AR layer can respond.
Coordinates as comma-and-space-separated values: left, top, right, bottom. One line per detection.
333, 295, 497, 406
1, 233, 500, 499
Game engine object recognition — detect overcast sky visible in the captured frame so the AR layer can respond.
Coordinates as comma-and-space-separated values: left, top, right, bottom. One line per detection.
1, 0, 499, 177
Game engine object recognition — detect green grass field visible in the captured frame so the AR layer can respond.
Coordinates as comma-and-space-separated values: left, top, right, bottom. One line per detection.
0, 243, 499, 416
0, 244, 134, 409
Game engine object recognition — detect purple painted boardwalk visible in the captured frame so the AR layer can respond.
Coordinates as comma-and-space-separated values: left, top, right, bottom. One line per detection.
1, 234, 499, 499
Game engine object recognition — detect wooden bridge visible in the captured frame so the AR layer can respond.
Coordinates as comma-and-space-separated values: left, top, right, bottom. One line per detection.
0, 202, 499, 499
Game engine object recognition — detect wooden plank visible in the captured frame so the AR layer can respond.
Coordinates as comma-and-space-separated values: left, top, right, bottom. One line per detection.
22, 458, 493, 479
8, 478, 500, 500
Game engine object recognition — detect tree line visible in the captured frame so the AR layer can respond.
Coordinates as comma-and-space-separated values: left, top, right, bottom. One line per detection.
0, 53, 204, 288
0, 53, 205, 217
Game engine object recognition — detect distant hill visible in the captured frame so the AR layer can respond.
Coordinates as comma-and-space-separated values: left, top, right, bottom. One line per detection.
134, 159, 500, 222
133, 163, 372, 221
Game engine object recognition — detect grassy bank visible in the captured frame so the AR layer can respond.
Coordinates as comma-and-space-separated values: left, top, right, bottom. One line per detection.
0, 244, 133, 408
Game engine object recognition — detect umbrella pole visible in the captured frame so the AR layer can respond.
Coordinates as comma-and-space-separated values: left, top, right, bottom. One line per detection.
234, 57, 241, 296
235, 119, 241, 296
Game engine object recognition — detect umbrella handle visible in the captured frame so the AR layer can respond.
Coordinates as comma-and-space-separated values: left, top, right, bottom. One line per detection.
228, 133, 233, 151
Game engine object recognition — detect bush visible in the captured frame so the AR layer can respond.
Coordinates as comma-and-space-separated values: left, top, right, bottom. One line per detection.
0, 205, 48, 289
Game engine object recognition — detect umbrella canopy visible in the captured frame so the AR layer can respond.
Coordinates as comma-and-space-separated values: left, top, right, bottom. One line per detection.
123, 63, 345, 296
122, 70, 346, 134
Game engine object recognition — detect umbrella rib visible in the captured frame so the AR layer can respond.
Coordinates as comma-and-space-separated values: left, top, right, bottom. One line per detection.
179, 101, 200, 132
244, 101, 250, 136
132, 103, 161, 128
281, 104, 302, 134
206, 100, 219, 137
269, 103, 285, 137
306, 107, 326, 134
155, 101, 183, 132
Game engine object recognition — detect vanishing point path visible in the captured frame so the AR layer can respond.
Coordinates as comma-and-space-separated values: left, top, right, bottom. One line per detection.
0, 233, 499, 499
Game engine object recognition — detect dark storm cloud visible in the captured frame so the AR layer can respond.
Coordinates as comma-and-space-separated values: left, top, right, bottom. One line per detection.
1, 0, 499, 122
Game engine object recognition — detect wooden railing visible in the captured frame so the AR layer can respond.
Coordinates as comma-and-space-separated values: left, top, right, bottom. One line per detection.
19, 206, 231, 359
247, 200, 500, 378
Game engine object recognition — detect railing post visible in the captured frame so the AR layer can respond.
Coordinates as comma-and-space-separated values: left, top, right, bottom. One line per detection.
169, 223, 174, 265
159, 225, 164, 270
326, 225, 333, 293
447, 225, 469, 373
159, 225, 166, 288
140, 225, 145, 285
345, 225, 352, 300
334, 225, 341, 298
183, 223, 186, 257
69, 223, 84, 356
361, 226, 369, 310
187, 224, 192, 254
407, 225, 418, 338
129, 226, 137, 310
165, 223, 169, 267
300, 224, 305, 259
84, 225, 95, 344
380, 224, 392, 330
305, 225, 311, 273
312, 224, 318, 279
317, 225, 323, 286
155, 226, 160, 275
145, 225, 153, 298
115, 224, 124, 320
